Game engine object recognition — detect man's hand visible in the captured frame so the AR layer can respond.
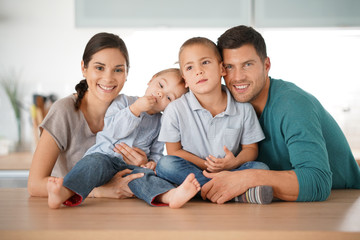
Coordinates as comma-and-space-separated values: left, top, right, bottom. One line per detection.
113, 143, 148, 166
201, 170, 248, 204
205, 146, 237, 172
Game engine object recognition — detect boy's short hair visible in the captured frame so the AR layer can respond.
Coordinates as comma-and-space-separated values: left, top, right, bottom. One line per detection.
153, 68, 187, 89
217, 25, 267, 61
179, 37, 222, 63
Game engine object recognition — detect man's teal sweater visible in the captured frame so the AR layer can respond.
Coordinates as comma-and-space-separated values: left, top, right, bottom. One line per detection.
257, 78, 360, 201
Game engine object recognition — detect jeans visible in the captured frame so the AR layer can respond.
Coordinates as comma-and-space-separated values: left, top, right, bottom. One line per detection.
63, 153, 175, 206
156, 155, 269, 187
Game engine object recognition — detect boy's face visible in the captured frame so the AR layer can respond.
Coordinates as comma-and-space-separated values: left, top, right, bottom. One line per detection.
179, 44, 225, 95
145, 71, 187, 112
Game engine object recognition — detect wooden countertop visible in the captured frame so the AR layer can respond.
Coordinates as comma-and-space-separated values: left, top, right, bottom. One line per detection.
0, 151, 33, 170
0, 188, 359, 240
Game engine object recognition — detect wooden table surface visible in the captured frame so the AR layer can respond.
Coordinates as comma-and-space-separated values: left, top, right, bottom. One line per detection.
0, 188, 359, 240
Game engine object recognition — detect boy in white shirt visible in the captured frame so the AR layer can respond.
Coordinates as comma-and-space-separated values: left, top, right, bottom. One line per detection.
156, 37, 273, 204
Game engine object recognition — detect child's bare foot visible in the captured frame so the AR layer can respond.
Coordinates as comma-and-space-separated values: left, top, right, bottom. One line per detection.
161, 173, 201, 209
47, 177, 73, 209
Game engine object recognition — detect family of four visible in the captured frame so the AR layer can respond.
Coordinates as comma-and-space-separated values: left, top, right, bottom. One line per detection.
27, 25, 360, 209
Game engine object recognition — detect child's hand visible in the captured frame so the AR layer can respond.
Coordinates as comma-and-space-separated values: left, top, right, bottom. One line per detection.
130, 96, 156, 117
141, 161, 157, 171
113, 143, 148, 166
205, 146, 236, 172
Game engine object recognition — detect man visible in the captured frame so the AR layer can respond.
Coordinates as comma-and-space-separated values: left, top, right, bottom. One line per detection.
201, 25, 360, 203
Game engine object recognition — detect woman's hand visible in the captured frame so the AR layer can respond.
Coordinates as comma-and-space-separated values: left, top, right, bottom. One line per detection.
113, 143, 148, 166
91, 169, 144, 199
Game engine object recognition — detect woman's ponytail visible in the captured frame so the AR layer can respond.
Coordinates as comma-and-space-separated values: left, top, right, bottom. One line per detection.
74, 79, 88, 110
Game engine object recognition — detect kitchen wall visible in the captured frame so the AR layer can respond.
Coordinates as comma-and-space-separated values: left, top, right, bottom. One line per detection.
0, 0, 359, 152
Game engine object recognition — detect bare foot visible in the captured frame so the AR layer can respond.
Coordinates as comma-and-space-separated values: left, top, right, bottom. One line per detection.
162, 173, 201, 209
47, 177, 73, 209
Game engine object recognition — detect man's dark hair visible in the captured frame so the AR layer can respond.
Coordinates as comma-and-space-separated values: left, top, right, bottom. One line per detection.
217, 25, 267, 61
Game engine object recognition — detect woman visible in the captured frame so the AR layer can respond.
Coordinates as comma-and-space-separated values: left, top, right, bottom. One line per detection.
28, 32, 146, 199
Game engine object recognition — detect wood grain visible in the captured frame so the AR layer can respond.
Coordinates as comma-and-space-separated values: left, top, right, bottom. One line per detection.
0, 188, 359, 240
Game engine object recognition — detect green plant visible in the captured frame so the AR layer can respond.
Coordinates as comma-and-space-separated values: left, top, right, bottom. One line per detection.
0, 68, 22, 144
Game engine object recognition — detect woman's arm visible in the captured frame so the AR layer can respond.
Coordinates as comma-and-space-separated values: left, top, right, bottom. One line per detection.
89, 143, 146, 198
28, 130, 145, 199
90, 169, 144, 199
166, 142, 207, 170
28, 129, 60, 197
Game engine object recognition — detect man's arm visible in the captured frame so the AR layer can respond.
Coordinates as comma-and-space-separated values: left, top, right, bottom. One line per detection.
201, 168, 299, 203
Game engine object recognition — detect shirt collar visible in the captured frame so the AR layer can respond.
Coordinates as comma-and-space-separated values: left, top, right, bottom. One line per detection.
187, 85, 238, 116
187, 90, 203, 111
223, 85, 238, 116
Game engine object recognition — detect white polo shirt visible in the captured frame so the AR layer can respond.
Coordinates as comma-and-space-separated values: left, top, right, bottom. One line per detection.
158, 85, 265, 159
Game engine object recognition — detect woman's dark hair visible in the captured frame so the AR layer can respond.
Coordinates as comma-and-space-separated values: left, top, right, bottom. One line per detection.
217, 25, 267, 61
74, 32, 130, 110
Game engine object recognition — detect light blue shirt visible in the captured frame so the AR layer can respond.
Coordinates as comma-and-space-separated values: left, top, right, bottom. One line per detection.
85, 94, 164, 162
158, 86, 265, 159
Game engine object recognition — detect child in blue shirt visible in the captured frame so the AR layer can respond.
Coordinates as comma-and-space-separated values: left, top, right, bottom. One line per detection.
47, 68, 200, 209
156, 37, 273, 204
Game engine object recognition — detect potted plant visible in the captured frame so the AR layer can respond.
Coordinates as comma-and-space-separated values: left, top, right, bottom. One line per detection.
0, 68, 23, 148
